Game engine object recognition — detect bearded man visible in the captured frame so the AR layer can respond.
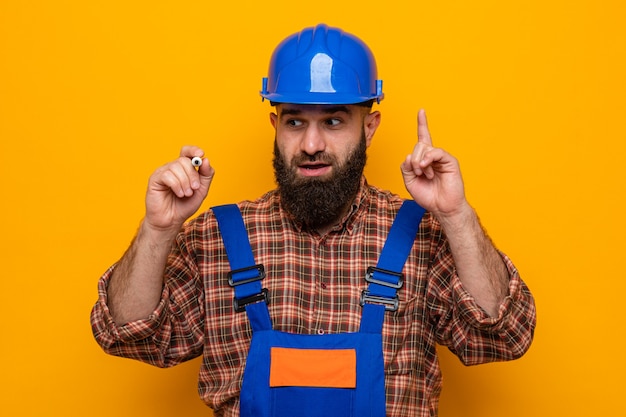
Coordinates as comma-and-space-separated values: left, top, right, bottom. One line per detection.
91, 24, 536, 417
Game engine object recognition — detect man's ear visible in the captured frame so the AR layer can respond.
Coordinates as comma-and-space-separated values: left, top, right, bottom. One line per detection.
269, 112, 278, 129
364, 110, 381, 147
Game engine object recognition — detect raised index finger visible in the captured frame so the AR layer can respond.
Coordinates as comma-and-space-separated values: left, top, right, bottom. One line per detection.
417, 109, 433, 146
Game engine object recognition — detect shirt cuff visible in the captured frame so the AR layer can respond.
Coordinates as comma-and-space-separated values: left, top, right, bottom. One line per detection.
90, 265, 168, 347
451, 252, 522, 332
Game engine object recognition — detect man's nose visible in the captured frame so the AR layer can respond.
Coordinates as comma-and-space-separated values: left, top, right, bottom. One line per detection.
300, 125, 327, 155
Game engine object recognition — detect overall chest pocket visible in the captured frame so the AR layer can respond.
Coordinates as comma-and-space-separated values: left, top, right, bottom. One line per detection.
269, 347, 357, 417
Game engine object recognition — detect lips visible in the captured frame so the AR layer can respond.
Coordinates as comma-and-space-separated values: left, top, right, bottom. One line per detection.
300, 163, 329, 170
297, 162, 332, 176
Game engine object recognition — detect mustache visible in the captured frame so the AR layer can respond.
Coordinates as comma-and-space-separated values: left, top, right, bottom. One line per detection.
291, 151, 337, 166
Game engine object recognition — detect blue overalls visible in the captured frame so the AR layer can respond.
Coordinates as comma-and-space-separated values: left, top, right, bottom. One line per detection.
212, 201, 425, 417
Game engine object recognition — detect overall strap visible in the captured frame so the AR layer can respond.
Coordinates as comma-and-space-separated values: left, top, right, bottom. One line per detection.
360, 200, 426, 334
212, 204, 272, 331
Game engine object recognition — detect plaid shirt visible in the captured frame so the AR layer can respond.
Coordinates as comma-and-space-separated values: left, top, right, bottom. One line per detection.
91, 179, 536, 417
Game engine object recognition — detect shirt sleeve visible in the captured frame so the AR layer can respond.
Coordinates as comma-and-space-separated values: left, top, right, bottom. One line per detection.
90, 228, 206, 368
427, 241, 537, 366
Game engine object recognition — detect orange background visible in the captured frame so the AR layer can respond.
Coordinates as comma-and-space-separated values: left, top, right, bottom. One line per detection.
1, 1, 625, 416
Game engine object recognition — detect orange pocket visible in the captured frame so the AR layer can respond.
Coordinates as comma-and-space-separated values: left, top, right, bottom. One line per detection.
269, 347, 357, 388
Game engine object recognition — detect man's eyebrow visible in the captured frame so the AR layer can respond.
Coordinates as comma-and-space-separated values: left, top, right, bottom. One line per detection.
279, 106, 352, 117
279, 108, 302, 117
322, 105, 351, 115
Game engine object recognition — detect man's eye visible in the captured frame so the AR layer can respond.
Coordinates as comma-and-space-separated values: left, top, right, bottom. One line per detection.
325, 118, 341, 126
287, 119, 303, 127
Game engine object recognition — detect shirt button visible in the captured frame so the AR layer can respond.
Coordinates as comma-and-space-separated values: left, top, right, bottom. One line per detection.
317, 329, 325, 335
320, 283, 327, 289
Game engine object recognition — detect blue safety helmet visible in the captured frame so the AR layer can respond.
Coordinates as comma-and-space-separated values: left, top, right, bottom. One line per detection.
260, 24, 384, 105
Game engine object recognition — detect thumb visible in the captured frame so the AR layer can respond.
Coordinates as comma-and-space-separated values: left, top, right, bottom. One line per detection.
400, 154, 421, 183
197, 158, 216, 190
400, 154, 413, 176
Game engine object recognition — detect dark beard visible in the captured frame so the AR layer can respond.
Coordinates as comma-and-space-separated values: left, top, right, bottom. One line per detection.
273, 133, 367, 231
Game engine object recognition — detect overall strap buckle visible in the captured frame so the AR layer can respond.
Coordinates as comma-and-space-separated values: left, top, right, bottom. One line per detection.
228, 264, 269, 312
360, 266, 403, 312
359, 291, 399, 312
228, 264, 266, 286
365, 266, 404, 289
233, 288, 270, 313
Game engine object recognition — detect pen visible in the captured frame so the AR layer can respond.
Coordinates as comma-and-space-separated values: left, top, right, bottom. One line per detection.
191, 157, 203, 167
